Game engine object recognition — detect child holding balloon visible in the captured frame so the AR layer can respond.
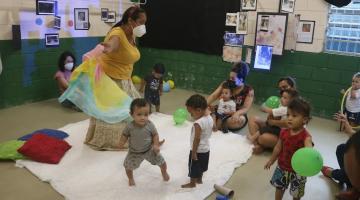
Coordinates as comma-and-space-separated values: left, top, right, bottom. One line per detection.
264, 97, 313, 200
181, 94, 213, 188
139, 63, 166, 112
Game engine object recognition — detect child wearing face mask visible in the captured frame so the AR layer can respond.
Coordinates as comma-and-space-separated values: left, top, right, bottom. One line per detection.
139, 63, 165, 112
54, 51, 78, 109
213, 82, 236, 133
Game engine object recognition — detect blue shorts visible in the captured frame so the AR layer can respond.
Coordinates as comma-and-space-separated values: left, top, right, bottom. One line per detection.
270, 166, 307, 198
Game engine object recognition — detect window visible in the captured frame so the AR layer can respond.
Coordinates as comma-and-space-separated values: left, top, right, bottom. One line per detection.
325, 1, 360, 55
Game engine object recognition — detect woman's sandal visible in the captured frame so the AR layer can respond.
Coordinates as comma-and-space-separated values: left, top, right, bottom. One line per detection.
321, 166, 333, 178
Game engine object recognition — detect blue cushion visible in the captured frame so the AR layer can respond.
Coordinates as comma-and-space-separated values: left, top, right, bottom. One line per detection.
18, 129, 69, 141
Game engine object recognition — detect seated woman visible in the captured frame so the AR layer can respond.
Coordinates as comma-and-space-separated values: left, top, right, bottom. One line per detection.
54, 51, 78, 109
247, 89, 299, 154
207, 62, 254, 132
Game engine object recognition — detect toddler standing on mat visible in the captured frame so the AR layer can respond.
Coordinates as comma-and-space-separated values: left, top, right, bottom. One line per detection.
118, 98, 169, 186
181, 94, 214, 188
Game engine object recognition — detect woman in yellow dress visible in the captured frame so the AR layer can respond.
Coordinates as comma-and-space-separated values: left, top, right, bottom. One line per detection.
84, 6, 146, 150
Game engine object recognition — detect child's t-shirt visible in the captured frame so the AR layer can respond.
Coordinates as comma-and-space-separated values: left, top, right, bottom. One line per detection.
272, 105, 287, 119
54, 70, 72, 93
144, 75, 162, 94
278, 128, 311, 172
190, 115, 214, 153
217, 99, 236, 115
345, 89, 360, 112
122, 120, 157, 153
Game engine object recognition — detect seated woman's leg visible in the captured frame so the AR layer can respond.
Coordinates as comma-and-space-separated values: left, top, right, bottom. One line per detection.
247, 116, 266, 143
226, 115, 247, 132
257, 133, 278, 149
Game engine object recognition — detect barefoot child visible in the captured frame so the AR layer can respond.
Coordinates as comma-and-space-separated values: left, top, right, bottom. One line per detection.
214, 82, 236, 133
264, 97, 313, 200
118, 98, 169, 186
181, 94, 213, 188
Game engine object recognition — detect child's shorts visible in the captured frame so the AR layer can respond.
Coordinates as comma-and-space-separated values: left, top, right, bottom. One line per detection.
270, 166, 307, 198
123, 149, 165, 170
345, 109, 360, 125
145, 91, 160, 106
187, 151, 210, 178
215, 112, 232, 122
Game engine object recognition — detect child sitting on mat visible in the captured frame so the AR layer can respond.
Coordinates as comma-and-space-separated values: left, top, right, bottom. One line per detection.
118, 98, 169, 186
181, 94, 213, 188
213, 82, 236, 133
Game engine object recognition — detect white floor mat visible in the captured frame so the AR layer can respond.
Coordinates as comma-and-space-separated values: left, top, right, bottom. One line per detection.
16, 113, 252, 200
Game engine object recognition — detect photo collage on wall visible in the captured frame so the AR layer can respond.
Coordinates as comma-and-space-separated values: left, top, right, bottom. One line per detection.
36, 0, 60, 47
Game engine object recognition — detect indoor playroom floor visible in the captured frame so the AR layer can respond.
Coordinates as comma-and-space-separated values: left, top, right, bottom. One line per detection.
0, 89, 347, 200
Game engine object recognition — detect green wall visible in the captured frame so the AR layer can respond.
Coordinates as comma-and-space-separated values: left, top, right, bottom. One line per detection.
0, 37, 102, 108
0, 36, 358, 118
135, 47, 359, 118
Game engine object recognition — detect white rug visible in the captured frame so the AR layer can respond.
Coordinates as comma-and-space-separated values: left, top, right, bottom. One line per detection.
16, 113, 253, 200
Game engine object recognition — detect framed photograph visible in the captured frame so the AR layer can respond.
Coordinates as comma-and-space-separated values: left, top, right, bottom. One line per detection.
236, 12, 248, 34
254, 45, 273, 71
241, 0, 257, 11
36, 0, 55, 15
280, 0, 296, 13
225, 13, 238, 26
101, 8, 109, 21
297, 20, 315, 44
106, 11, 116, 23
255, 12, 288, 55
45, 33, 59, 47
224, 32, 244, 47
74, 8, 89, 30
54, 16, 61, 29
223, 46, 242, 63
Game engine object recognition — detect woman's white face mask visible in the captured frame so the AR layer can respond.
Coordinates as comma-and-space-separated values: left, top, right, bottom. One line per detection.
64, 62, 74, 71
133, 24, 146, 37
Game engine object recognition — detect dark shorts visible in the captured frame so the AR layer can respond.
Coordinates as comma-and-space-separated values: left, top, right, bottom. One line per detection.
215, 112, 232, 122
187, 151, 210, 178
228, 114, 248, 132
344, 109, 360, 125
145, 91, 160, 106
259, 124, 281, 136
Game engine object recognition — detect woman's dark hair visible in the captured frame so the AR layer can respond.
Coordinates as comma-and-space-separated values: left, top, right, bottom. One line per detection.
57, 51, 76, 72
280, 88, 299, 99
130, 98, 149, 114
231, 61, 250, 80
288, 97, 311, 120
186, 94, 207, 110
344, 131, 360, 164
278, 76, 296, 89
153, 63, 165, 74
113, 6, 146, 28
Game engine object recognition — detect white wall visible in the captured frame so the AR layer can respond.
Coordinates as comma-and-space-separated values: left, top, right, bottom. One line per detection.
0, 0, 135, 40
244, 0, 329, 53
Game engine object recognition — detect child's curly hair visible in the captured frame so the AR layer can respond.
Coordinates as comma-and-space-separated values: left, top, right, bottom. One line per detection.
288, 97, 311, 121
185, 94, 207, 110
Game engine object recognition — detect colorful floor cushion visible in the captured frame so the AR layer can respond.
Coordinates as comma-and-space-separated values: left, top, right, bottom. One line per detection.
0, 140, 26, 160
17, 133, 71, 164
18, 129, 69, 141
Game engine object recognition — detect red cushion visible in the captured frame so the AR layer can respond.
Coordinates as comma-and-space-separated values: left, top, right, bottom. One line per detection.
17, 133, 71, 164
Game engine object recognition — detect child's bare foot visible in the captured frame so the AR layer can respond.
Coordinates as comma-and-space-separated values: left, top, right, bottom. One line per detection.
181, 182, 196, 188
128, 178, 135, 186
159, 139, 165, 146
247, 134, 257, 143
212, 125, 218, 132
253, 144, 264, 154
162, 171, 170, 181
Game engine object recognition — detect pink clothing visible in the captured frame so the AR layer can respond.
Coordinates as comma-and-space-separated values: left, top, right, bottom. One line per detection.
54, 70, 72, 94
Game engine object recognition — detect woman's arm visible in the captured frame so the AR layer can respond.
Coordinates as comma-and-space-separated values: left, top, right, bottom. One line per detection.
55, 76, 69, 90
234, 89, 254, 116
206, 83, 224, 105
260, 104, 273, 114
267, 118, 288, 128
101, 36, 120, 53
334, 112, 356, 135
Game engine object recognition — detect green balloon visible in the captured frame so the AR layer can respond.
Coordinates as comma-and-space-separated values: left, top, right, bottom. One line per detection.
291, 147, 323, 177
265, 96, 280, 109
173, 108, 188, 125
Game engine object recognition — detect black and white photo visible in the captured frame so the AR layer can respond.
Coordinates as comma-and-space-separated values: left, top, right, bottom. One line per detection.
280, 0, 296, 13
106, 11, 116, 23
36, 0, 55, 15
260, 16, 269, 32
101, 8, 109, 21
236, 12, 248, 34
54, 16, 61, 29
241, 0, 257, 11
45, 33, 59, 47
74, 8, 89, 30
225, 13, 238, 26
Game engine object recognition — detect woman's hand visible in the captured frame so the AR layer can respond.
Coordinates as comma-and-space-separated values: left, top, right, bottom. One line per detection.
334, 112, 347, 123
